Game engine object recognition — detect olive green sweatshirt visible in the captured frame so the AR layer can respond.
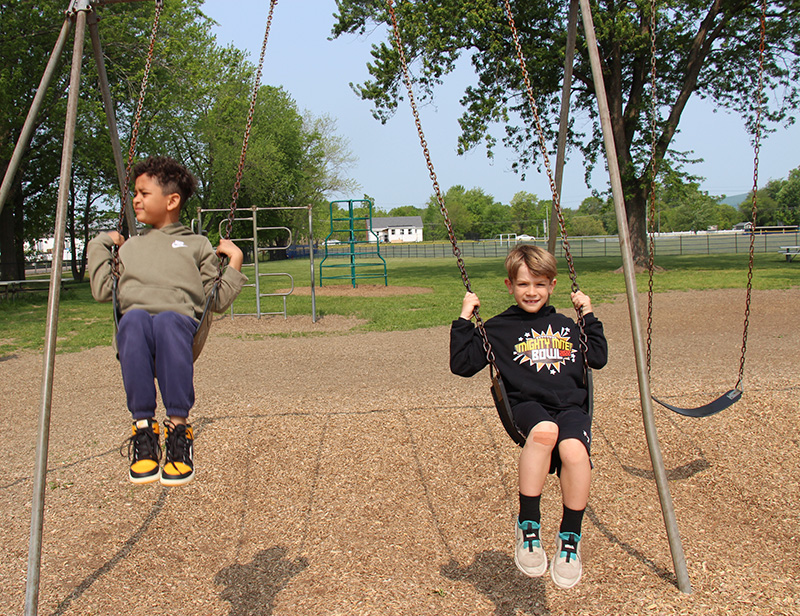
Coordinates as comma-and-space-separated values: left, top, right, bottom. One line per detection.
87, 222, 247, 321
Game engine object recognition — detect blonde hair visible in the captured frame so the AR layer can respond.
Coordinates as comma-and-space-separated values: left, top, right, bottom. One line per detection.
504, 245, 557, 281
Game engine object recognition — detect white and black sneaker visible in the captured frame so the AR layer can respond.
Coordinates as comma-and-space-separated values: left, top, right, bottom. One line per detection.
551, 531, 582, 589
515, 519, 547, 577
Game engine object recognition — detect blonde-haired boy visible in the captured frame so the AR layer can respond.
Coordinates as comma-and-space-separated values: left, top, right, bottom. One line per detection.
450, 244, 607, 589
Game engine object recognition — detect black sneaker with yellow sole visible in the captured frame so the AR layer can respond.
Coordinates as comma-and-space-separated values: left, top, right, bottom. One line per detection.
161, 420, 194, 486
124, 418, 161, 484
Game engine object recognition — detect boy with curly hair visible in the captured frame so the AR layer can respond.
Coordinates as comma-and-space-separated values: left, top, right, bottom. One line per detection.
88, 156, 246, 486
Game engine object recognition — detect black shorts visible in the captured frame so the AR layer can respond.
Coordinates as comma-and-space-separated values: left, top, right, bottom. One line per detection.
512, 400, 592, 473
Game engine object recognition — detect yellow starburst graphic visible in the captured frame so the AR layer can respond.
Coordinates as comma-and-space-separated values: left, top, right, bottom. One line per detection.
513, 325, 574, 373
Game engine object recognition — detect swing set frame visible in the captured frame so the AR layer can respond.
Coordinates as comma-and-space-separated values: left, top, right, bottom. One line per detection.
384, 0, 769, 596
1, 0, 771, 611
0, 1, 280, 613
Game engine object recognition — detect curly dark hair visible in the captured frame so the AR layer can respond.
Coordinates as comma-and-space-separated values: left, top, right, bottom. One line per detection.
132, 156, 197, 208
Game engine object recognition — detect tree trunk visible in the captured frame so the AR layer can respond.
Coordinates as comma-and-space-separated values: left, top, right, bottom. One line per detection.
69, 171, 78, 281
0, 161, 25, 281
626, 179, 649, 270
68, 171, 89, 283
78, 179, 90, 283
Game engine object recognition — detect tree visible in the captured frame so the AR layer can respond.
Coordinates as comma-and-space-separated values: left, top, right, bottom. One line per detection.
458, 186, 507, 238
740, 179, 783, 227
577, 195, 616, 235
422, 185, 474, 240
776, 166, 800, 225
481, 199, 514, 238
0, 1, 222, 279
566, 213, 606, 237
1, 1, 358, 274
332, 0, 800, 266
712, 202, 743, 230
509, 191, 547, 236
302, 113, 360, 199
0, 3, 67, 279
388, 205, 423, 217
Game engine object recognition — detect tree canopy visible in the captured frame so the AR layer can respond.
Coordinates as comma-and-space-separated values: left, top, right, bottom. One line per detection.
332, 0, 800, 265
0, 1, 356, 279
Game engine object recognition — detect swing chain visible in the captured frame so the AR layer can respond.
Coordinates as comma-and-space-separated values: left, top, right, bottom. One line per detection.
502, 0, 588, 370
225, 0, 278, 243
386, 0, 498, 370
646, 0, 658, 376
737, 0, 766, 392
112, 0, 164, 278
646, 0, 763, 397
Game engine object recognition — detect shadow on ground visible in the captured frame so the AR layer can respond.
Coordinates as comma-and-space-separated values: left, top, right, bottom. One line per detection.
442, 550, 551, 616
215, 546, 308, 616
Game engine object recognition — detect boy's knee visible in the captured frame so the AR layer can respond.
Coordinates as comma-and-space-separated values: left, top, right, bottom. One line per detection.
119, 309, 150, 329
118, 310, 151, 342
153, 311, 194, 335
558, 438, 590, 466
153, 311, 183, 328
529, 423, 558, 448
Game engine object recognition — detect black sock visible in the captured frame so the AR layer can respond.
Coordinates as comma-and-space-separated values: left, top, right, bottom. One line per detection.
560, 505, 585, 536
518, 493, 541, 524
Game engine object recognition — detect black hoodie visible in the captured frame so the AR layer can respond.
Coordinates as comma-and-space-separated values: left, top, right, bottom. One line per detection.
450, 304, 608, 412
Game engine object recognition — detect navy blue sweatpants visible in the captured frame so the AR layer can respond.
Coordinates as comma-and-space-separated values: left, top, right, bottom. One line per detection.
117, 309, 198, 420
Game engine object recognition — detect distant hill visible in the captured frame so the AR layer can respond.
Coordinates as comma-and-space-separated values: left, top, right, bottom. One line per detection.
719, 193, 749, 207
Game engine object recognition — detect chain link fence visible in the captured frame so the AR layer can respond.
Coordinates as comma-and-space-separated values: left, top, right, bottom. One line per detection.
321, 231, 799, 259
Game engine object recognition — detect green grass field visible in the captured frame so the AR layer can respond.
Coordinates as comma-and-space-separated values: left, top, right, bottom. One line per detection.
1, 253, 796, 355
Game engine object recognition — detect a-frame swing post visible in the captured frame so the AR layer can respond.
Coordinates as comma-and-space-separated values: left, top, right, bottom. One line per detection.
25, 5, 91, 614
88, 9, 139, 235
576, 0, 692, 594
549, 0, 580, 255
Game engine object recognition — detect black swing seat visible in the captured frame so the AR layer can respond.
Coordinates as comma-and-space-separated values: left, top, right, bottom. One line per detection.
490, 372, 526, 447
652, 388, 742, 418
191, 283, 218, 361
489, 368, 594, 448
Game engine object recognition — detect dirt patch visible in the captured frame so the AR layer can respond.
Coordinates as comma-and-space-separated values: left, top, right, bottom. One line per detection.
210, 313, 366, 336
1, 288, 798, 615
280, 284, 433, 297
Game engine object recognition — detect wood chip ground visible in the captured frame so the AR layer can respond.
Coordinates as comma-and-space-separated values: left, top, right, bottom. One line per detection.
1, 288, 798, 615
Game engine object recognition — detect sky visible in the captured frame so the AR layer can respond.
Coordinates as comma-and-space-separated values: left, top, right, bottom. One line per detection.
201, 0, 800, 212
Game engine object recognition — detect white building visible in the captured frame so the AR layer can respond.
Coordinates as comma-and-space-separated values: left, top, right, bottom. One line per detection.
25, 237, 85, 262
369, 216, 424, 243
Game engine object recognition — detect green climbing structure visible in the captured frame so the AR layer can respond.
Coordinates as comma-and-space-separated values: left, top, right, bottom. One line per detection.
319, 199, 388, 288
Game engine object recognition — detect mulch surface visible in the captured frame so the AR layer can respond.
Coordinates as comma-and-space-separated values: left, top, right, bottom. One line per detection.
1, 288, 798, 615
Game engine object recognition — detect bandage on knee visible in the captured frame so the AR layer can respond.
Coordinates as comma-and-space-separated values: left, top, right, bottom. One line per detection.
531, 430, 557, 447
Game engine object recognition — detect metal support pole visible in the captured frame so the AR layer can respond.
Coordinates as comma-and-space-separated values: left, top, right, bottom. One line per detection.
25, 7, 89, 615
252, 207, 262, 317
0, 17, 73, 216
88, 11, 138, 235
550, 0, 579, 255
308, 204, 317, 322
348, 201, 356, 288
577, 0, 692, 594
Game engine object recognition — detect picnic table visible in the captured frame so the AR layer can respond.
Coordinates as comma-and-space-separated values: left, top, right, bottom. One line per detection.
0, 278, 66, 299
778, 246, 800, 262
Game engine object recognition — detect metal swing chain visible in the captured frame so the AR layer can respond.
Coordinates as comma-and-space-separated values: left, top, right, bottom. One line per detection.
737, 0, 766, 392
223, 0, 278, 245
646, 0, 762, 393
502, 0, 589, 373
646, 0, 658, 377
386, 0, 498, 370
112, 0, 164, 278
